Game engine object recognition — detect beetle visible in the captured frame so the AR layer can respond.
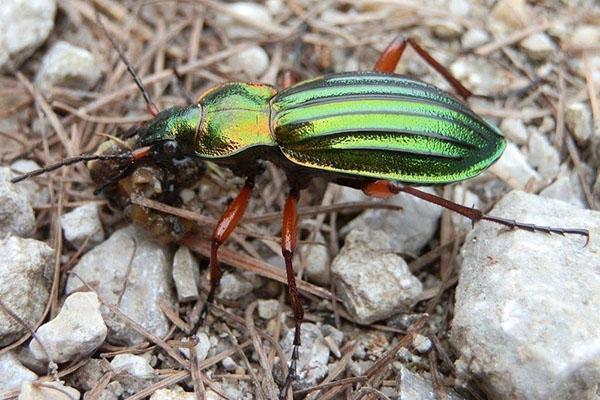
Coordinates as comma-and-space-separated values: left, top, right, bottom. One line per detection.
12, 34, 589, 397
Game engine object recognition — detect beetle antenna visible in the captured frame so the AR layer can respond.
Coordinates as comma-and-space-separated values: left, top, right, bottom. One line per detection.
95, 13, 160, 117
10, 154, 133, 184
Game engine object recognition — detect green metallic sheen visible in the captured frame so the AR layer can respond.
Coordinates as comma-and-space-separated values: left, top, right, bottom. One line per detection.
270, 72, 506, 184
138, 72, 506, 186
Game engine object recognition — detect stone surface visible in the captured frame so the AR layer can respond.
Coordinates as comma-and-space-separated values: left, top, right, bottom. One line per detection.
9, 160, 50, 208
0, 237, 53, 346
60, 203, 104, 247
341, 187, 442, 254
527, 131, 560, 180
297, 230, 331, 285
214, 2, 273, 39
35, 41, 101, 91
396, 366, 465, 400
110, 353, 154, 379
18, 380, 79, 400
29, 292, 107, 363
331, 228, 422, 324
172, 246, 201, 302
0, 167, 35, 239
217, 271, 255, 301
500, 118, 529, 145
569, 25, 600, 49
452, 191, 600, 400
540, 173, 587, 209
228, 45, 270, 78
520, 33, 556, 61
489, 0, 529, 31
65, 225, 175, 345
451, 186, 481, 236
280, 323, 329, 390
0, 0, 57, 71
257, 299, 279, 320
0, 351, 37, 392
431, 20, 463, 39
462, 28, 490, 50
490, 142, 542, 190
178, 331, 211, 361
412, 334, 432, 354
565, 102, 593, 145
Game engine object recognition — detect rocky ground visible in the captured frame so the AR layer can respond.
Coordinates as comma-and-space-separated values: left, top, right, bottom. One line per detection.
0, 0, 599, 399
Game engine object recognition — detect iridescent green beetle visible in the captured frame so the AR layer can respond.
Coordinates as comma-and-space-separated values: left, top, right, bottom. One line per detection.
12, 36, 589, 398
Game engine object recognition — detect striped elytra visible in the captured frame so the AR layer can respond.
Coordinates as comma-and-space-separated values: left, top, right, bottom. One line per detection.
270, 72, 506, 185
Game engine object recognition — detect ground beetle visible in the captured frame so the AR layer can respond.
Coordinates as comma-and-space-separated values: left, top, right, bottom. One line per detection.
12, 34, 589, 398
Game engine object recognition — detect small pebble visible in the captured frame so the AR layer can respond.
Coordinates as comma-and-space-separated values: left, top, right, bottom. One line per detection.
500, 118, 529, 145
298, 230, 330, 285
462, 28, 490, 49
29, 292, 107, 363
178, 331, 211, 361
331, 228, 422, 324
396, 366, 465, 400
221, 356, 237, 372
35, 41, 101, 91
150, 387, 219, 400
217, 271, 255, 301
9, 160, 49, 208
489, 142, 542, 190
0, 0, 57, 71
228, 45, 270, 78
489, 0, 530, 31
60, 203, 104, 247
172, 246, 201, 302
431, 20, 463, 39
257, 299, 279, 320
215, 2, 273, 39
520, 33, 556, 61
540, 173, 587, 209
110, 353, 154, 379
0, 167, 35, 239
412, 334, 432, 353
0, 237, 53, 347
18, 380, 79, 400
527, 131, 560, 180
565, 102, 593, 145
569, 25, 600, 49
0, 351, 37, 391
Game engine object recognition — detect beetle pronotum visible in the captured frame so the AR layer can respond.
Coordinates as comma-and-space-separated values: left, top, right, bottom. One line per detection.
12, 26, 589, 398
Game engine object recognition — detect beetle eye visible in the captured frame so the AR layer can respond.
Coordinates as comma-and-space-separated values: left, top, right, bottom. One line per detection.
162, 140, 178, 155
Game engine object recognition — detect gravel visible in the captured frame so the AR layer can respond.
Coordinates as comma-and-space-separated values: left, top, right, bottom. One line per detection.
0, 168, 35, 239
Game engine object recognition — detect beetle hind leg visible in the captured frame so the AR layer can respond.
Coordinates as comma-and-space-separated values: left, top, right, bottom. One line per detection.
279, 187, 305, 400
362, 180, 590, 243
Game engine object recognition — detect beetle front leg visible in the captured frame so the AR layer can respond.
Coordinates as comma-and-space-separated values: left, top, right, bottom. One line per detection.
374, 36, 473, 100
199, 177, 255, 324
362, 180, 590, 241
279, 187, 304, 400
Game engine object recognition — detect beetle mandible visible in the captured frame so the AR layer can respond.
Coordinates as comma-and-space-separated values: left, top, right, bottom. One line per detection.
12, 35, 590, 397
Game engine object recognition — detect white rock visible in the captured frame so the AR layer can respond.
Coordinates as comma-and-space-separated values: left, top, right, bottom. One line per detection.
540, 173, 587, 209
0, 352, 37, 391
342, 187, 442, 254
490, 142, 542, 190
500, 118, 529, 145
298, 230, 330, 285
280, 323, 329, 390
0, 167, 35, 239
221, 356, 237, 372
110, 353, 154, 379
565, 102, 593, 145
10, 160, 49, 208
29, 292, 107, 363
65, 225, 176, 345
452, 191, 600, 400
452, 186, 481, 236
217, 271, 254, 301
462, 28, 490, 50
228, 45, 269, 78
0, 0, 57, 71
257, 299, 279, 320
331, 228, 422, 324
396, 366, 465, 400
431, 20, 463, 39
489, 0, 529, 31
449, 0, 470, 16
172, 246, 201, 302
520, 33, 556, 61
60, 203, 104, 247
178, 331, 211, 362
150, 387, 215, 400
214, 2, 273, 39
0, 237, 53, 346
412, 334, 432, 353
569, 25, 600, 49
18, 380, 79, 400
527, 131, 560, 180
35, 41, 101, 91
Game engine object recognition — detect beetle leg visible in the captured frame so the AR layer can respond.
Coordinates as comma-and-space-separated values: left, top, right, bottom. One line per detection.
374, 36, 473, 100
362, 180, 590, 242
199, 177, 255, 323
279, 187, 304, 400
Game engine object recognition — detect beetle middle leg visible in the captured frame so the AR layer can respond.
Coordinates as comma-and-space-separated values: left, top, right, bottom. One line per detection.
362, 180, 590, 241
198, 176, 255, 324
279, 186, 304, 399
374, 36, 473, 100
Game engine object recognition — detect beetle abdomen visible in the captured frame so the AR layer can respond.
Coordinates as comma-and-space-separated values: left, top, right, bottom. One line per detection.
271, 72, 506, 184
